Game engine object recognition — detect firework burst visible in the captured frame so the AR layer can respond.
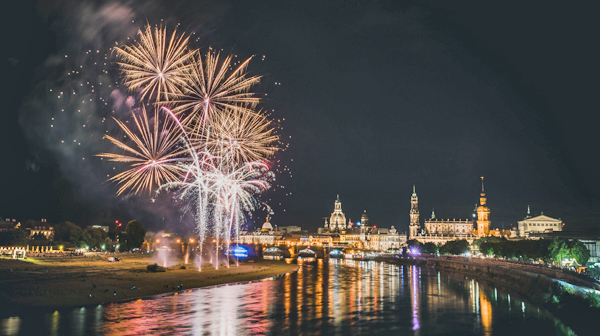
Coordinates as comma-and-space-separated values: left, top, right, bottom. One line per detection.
115, 24, 196, 103
97, 106, 186, 195
202, 108, 279, 164
101, 24, 281, 270
173, 51, 262, 134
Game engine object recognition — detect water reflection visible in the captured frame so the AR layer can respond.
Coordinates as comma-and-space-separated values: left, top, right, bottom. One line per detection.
1, 261, 575, 336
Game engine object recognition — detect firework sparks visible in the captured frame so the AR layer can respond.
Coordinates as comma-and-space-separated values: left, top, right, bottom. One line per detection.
97, 106, 186, 195
101, 24, 281, 270
115, 24, 196, 103
203, 108, 279, 164
173, 51, 262, 134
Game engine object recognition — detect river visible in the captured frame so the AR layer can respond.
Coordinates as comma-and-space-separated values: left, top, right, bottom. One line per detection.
0, 259, 575, 335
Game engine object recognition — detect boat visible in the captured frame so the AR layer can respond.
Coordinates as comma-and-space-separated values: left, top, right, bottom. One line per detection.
298, 248, 317, 258
329, 249, 345, 258
263, 247, 284, 260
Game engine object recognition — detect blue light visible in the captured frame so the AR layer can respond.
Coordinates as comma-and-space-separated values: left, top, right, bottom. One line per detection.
357, 222, 361, 226
232, 245, 248, 258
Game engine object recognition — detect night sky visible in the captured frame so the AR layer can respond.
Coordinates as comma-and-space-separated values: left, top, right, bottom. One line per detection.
3, 0, 599, 233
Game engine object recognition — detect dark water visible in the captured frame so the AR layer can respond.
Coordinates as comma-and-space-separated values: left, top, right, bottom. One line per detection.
0, 259, 575, 335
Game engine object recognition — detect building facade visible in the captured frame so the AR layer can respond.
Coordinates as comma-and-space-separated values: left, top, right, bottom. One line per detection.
410, 179, 491, 245
517, 212, 563, 237
237, 217, 283, 245
30, 219, 54, 240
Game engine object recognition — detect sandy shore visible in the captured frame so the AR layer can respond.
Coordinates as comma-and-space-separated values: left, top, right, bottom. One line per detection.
0, 254, 297, 309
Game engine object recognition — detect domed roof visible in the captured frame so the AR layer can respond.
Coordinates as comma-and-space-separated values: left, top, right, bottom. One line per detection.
261, 217, 273, 232
330, 212, 345, 224
477, 205, 489, 212
361, 210, 369, 225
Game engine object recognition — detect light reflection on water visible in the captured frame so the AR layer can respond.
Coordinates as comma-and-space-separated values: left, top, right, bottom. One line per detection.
0, 260, 575, 335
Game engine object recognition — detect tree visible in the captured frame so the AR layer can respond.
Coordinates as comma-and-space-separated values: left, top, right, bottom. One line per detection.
0, 229, 28, 246
422, 242, 439, 254
549, 238, 570, 264
406, 240, 422, 248
54, 222, 86, 246
439, 239, 470, 255
568, 240, 590, 265
124, 220, 146, 250
84, 228, 107, 249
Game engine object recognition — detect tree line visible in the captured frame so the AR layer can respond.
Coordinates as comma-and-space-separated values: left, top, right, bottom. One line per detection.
0, 220, 146, 252
407, 236, 590, 265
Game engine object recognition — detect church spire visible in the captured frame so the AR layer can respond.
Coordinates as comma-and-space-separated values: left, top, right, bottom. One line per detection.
481, 176, 485, 194
412, 184, 416, 196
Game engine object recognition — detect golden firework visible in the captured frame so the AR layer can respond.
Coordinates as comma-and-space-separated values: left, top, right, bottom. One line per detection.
97, 106, 186, 195
203, 109, 279, 164
115, 24, 196, 103
174, 51, 262, 134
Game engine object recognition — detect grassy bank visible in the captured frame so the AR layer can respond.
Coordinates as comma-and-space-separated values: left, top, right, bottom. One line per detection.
0, 254, 297, 309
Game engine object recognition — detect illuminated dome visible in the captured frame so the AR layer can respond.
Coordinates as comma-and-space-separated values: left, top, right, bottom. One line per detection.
261, 217, 273, 232
329, 195, 347, 231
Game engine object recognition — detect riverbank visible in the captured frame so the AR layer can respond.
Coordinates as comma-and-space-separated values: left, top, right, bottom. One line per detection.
0, 254, 297, 309
428, 258, 599, 336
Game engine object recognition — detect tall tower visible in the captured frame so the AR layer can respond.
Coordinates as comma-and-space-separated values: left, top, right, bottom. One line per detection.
409, 185, 420, 239
476, 177, 491, 237
361, 210, 369, 226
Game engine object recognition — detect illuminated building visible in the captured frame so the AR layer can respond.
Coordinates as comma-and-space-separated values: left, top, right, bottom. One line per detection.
87, 225, 109, 232
320, 200, 408, 250
299, 235, 333, 245
261, 216, 273, 232
238, 217, 283, 245
410, 179, 495, 245
325, 194, 349, 233
29, 219, 54, 240
409, 185, 420, 239
363, 226, 406, 250
337, 210, 407, 250
517, 208, 563, 237
473, 177, 491, 237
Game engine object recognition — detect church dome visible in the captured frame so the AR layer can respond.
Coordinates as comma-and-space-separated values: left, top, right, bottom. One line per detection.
329, 195, 346, 231
330, 212, 345, 227
261, 217, 273, 232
